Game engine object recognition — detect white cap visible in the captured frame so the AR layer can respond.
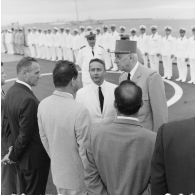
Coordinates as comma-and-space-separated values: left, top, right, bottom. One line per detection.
120, 26, 126, 30
150, 25, 158, 30
53, 27, 58, 31
139, 25, 146, 30
86, 26, 92, 30
164, 26, 172, 31
179, 27, 186, 32
130, 28, 137, 32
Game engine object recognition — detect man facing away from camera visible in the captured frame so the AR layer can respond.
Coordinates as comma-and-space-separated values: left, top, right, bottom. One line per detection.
84, 80, 156, 195
38, 60, 91, 195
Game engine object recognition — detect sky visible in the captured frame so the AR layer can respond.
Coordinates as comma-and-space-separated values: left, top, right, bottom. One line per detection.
1, 0, 195, 25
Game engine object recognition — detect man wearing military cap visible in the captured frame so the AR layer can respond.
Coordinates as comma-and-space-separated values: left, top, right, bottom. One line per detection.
119, 26, 126, 34
76, 31, 112, 86
175, 28, 188, 82
114, 40, 168, 132
161, 26, 175, 80
138, 25, 149, 67
130, 28, 138, 41
148, 25, 162, 73
187, 26, 195, 84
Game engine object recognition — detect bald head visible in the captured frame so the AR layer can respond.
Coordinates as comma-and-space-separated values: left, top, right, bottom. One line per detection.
114, 80, 142, 116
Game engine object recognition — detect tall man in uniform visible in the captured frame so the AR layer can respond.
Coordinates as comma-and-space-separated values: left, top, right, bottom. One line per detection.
175, 28, 189, 82
161, 26, 176, 80
148, 25, 162, 73
76, 31, 112, 86
187, 26, 195, 84
2, 57, 50, 195
114, 40, 168, 132
138, 25, 149, 67
76, 58, 117, 124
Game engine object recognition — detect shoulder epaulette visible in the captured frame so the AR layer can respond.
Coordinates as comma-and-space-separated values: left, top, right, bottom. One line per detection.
80, 45, 86, 50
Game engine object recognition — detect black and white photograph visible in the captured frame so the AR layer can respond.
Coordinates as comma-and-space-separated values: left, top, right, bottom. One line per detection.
1, 0, 195, 194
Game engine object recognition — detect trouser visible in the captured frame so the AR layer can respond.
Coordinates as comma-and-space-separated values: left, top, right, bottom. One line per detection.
56, 47, 63, 60
57, 187, 87, 195
51, 46, 57, 61
62, 47, 73, 62
17, 164, 50, 195
177, 57, 187, 81
73, 49, 79, 62
46, 46, 52, 60
19, 44, 24, 55
149, 54, 160, 73
189, 58, 195, 82
162, 55, 173, 78
1, 163, 18, 195
36, 45, 42, 58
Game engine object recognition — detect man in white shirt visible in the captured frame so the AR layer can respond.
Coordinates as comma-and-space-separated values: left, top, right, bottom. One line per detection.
187, 26, 195, 84
64, 28, 73, 62
76, 31, 112, 86
148, 25, 162, 73
137, 25, 149, 67
161, 26, 176, 80
72, 29, 80, 61
175, 28, 189, 82
95, 27, 102, 46
76, 58, 117, 124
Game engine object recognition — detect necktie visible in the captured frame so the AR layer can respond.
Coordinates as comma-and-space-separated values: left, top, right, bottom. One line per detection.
92, 47, 94, 56
98, 86, 104, 113
127, 73, 131, 80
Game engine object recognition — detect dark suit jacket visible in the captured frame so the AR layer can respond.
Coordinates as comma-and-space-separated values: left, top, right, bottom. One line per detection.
1, 90, 12, 157
85, 118, 156, 195
151, 118, 195, 195
5, 82, 50, 170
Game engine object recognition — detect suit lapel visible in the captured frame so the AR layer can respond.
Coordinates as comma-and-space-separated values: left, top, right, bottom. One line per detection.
131, 64, 142, 84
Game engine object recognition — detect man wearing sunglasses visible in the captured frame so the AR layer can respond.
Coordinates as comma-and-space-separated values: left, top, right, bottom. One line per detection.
76, 31, 112, 86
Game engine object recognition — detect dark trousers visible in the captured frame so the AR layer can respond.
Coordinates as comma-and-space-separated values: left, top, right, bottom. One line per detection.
17, 163, 50, 195
1, 163, 18, 195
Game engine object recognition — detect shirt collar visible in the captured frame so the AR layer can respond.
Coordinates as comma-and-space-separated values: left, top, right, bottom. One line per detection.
130, 62, 139, 79
91, 80, 106, 90
117, 116, 139, 121
16, 79, 32, 90
53, 90, 74, 99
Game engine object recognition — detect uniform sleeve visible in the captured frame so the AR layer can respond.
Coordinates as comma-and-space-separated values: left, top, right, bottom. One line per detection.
37, 105, 50, 157
9, 98, 38, 161
84, 131, 108, 195
151, 125, 168, 194
148, 73, 168, 132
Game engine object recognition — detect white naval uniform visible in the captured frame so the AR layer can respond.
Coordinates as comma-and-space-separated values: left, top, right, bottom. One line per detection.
101, 32, 111, 51
76, 80, 117, 124
27, 32, 33, 57
130, 35, 138, 41
30, 32, 37, 57
138, 33, 149, 67
1, 32, 7, 53
64, 33, 73, 62
72, 34, 81, 61
110, 31, 120, 70
5, 32, 14, 54
161, 35, 176, 79
56, 32, 63, 60
76, 44, 112, 86
96, 33, 103, 46
148, 32, 162, 73
175, 36, 188, 81
187, 36, 195, 83
50, 33, 57, 61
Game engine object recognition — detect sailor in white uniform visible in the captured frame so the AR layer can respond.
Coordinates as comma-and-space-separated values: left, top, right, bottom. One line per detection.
76, 31, 112, 86
161, 26, 176, 79
148, 25, 162, 73
137, 25, 149, 67
187, 26, 195, 84
175, 28, 189, 82
129, 28, 138, 41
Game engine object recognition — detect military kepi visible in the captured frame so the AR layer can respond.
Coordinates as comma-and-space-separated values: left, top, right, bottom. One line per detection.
113, 40, 137, 54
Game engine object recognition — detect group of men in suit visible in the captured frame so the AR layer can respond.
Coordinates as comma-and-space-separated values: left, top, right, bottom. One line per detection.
1, 39, 195, 195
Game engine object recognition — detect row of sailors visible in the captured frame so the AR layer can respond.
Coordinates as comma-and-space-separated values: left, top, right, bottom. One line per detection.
1, 28, 25, 55
1, 24, 195, 84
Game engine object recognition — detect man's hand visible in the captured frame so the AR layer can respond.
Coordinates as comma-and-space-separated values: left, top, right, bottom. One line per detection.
1, 146, 15, 165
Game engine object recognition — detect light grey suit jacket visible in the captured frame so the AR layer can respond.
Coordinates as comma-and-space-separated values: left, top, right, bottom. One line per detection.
38, 90, 91, 190
119, 64, 168, 132
84, 118, 156, 195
